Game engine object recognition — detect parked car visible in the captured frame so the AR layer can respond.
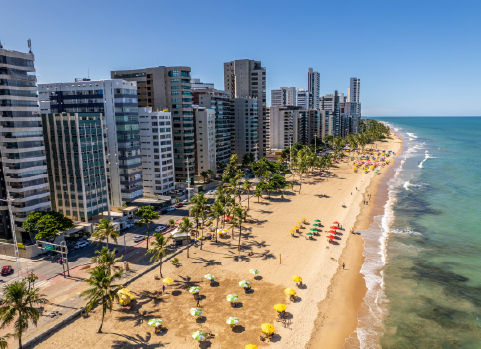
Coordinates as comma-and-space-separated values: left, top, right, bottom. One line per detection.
74, 241, 89, 250
133, 235, 145, 243
174, 203, 184, 208
158, 210, 163, 215
155, 225, 167, 232
1, 265, 12, 276
167, 206, 175, 212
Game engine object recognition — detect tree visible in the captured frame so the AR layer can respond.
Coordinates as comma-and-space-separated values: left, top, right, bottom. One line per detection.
254, 187, 263, 203
91, 247, 123, 273
22, 211, 74, 241
207, 169, 215, 180
242, 152, 255, 168
232, 206, 249, 253
168, 219, 175, 228
0, 334, 11, 349
134, 206, 159, 250
81, 265, 124, 333
0, 278, 48, 349
242, 179, 253, 209
200, 171, 209, 183
92, 219, 119, 250
147, 233, 172, 277
210, 200, 224, 243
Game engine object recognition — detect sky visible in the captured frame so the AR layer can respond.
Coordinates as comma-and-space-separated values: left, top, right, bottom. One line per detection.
1, 0, 480, 116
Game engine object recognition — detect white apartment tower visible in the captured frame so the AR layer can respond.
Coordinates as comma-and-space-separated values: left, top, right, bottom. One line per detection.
271, 87, 296, 107
138, 107, 174, 196
297, 88, 308, 109
194, 107, 216, 175
308, 68, 320, 109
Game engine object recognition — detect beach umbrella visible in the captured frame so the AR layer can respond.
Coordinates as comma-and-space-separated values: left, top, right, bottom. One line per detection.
148, 319, 163, 327
351, 226, 356, 229
190, 308, 202, 316
118, 288, 130, 295
175, 219, 183, 224
306, 233, 313, 236
226, 317, 239, 325
327, 235, 336, 239
310, 228, 317, 231
314, 219, 321, 222
249, 269, 259, 275
239, 280, 250, 287
273, 304, 287, 312
216, 229, 227, 235
330, 226, 338, 230
192, 330, 206, 341
223, 216, 232, 221
204, 274, 215, 281
284, 288, 297, 296
163, 278, 174, 284
313, 224, 319, 227
293, 226, 299, 229
301, 218, 306, 221
328, 230, 336, 234
291, 275, 302, 282
261, 323, 275, 334
289, 230, 295, 234
333, 221, 340, 225
245, 345, 258, 349
226, 294, 238, 302
189, 286, 200, 294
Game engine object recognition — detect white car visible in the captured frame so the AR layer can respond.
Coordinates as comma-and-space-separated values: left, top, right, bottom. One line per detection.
155, 225, 167, 232
74, 241, 89, 250
167, 206, 175, 211
133, 235, 144, 243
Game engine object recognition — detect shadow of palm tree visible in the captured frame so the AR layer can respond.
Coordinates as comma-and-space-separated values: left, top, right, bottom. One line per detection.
171, 275, 200, 290
191, 257, 223, 267
111, 332, 167, 348
251, 249, 276, 261
136, 290, 167, 307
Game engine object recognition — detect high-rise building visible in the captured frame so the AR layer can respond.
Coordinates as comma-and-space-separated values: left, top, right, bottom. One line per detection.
233, 98, 259, 161
297, 88, 308, 109
271, 87, 296, 107
38, 79, 142, 206
194, 107, 216, 175
296, 109, 321, 146
192, 81, 233, 170
349, 77, 361, 118
268, 106, 301, 150
111, 67, 194, 184
224, 60, 267, 158
320, 91, 341, 137
308, 68, 320, 109
138, 107, 174, 196
42, 112, 109, 222
0, 45, 51, 242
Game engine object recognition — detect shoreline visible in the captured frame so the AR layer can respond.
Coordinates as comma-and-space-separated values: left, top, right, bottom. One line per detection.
306, 135, 403, 349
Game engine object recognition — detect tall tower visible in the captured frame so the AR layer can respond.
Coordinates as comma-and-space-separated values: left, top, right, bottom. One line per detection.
0, 44, 51, 242
308, 68, 320, 109
349, 78, 360, 103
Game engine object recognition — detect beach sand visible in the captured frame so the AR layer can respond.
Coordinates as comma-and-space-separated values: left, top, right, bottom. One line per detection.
33, 136, 402, 349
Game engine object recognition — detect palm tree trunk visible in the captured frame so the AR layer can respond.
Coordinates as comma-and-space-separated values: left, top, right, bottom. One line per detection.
237, 224, 242, 252
18, 336, 22, 349
159, 256, 163, 277
106, 236, 109, 250
247, 192, 250, 209
146, 225, 150, 250
99, 309, 105, 333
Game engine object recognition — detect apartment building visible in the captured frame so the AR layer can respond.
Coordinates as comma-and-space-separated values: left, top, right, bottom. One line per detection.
297, 88, 308, 109
296, 109, 321, 146
233, 98, 259, 160
271, 87, 296, 107
0, 46, 51, 242
111, 67, 194, 184
42, 112, 109, 222
194, 107, 216, 175
138, 107, 174, 196
39, 79, 141, 206
192, 80, 233, 169
308, 68, 320, 109
268, 106, 301, 150
224, 60, 267, 158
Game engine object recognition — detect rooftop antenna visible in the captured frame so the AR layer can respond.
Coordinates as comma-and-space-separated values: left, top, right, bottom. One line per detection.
27, 38, 32, 53
0, 40, 3, 49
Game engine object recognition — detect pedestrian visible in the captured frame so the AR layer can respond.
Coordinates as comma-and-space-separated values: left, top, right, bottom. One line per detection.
351, 192, 352, 195
162, 285, 165, 294
342, 263, 345, 270
356, 187, 358, 191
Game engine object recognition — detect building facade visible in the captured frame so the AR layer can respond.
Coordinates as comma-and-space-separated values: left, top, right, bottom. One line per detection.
268, 106, 301, 150
308, 68, 320, 109
194, 107, 216, 176
224, 60, 267, 158
233, 98, 259, 161
296, 109, 321, 146
297, 88, 308, 109
39, 79, 142, 206
271, 87, 296, 107
0, 46, 51, 242
42, 112, 109, 222
138, 107, 174, 196
111, 67, 194, 184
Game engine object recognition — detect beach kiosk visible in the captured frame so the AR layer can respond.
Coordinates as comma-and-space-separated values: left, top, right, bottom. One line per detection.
170, 227, 190, 246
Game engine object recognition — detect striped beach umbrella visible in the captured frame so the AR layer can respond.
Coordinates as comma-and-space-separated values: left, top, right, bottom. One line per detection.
226, 316, 239, 325
226, 294, 238, 302
190, 308, 202, 316
204, 274, 215, 280
147, 319, 163, 327
239, 280, 250, 287
192, 330, 206, 341
189, 286, 200, 294
249, 269, 259, 275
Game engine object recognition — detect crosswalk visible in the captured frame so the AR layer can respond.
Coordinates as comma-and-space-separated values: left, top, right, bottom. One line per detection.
0, 277, 51, 296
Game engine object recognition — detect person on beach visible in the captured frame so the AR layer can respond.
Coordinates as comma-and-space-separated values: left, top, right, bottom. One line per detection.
343, 263, 345, 269
162, 285, 165, 294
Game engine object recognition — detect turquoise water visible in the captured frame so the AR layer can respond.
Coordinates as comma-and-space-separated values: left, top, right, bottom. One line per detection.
351, 117, 481, 348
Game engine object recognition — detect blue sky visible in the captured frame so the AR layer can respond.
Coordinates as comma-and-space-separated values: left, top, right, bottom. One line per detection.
1, 0, 480, 116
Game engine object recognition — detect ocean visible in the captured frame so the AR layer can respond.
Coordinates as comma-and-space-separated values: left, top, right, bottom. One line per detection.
349, 117, 481, 349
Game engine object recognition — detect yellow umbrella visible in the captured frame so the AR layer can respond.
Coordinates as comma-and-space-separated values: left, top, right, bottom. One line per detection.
118, 288, 130, 295
216, 229, 227, 235
291, 275, 302, 282
285, 288, 297, 296
273, 304, 287, 312
245, 345, 258, 349
297, 222, 302, 225
351, 226, 356, 229
289, 230, 295, 233
163, 278, 174, 284
353, 167, 357, 171
293, 226, 299, 229
261, 323, 275, 334
301, 218, 306, 221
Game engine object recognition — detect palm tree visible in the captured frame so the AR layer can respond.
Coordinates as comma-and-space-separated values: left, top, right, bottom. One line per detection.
242, 179, 253, 209
254, 187, 263, 202
134, 206, 160, 250
92, 219, 119, 250
168, 219, 175, 228
207, 169, 215, 180
178, 217, 192, 236
0, 334, 11, 349
0, 279, 48, 349
232, 206, 249, 253
200, 171, 209, 183
91, 247, 123, 273
147, 232, 172, 277
210, 200, 224, 243
81, 266, 124, 333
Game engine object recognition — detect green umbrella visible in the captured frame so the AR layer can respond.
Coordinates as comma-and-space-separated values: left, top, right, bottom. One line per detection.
192, 330, 206, 341
249, 269, 259, 275
310, 228, 317, 231
204, 274, 215, 280
313, 224, 319, 227
189, 286, 200, 294
147, 319, 163, 327
314, 219, 321, 222
226, 294, 238, 302
306, 232, 313, 236
239, 280, 250, 287
226, 316, 239, 325
190, 308, 202, 316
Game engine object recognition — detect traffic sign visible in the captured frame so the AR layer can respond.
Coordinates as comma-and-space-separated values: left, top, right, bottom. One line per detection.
44, 244, 54, 251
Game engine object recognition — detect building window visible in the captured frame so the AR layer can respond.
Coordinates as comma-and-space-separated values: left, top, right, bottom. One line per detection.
169, 71, 179, 77
181, 71, 190, 77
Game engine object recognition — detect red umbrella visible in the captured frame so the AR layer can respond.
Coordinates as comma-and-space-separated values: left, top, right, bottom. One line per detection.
333, 221, 340, 225
326, 235, 336, 239
175, 219, 183, 224
223, 216, 232, 221
329, 226, 338, 230
328, 230, 337, 234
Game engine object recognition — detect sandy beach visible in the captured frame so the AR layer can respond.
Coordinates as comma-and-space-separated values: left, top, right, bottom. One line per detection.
32, 136, 402, 349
